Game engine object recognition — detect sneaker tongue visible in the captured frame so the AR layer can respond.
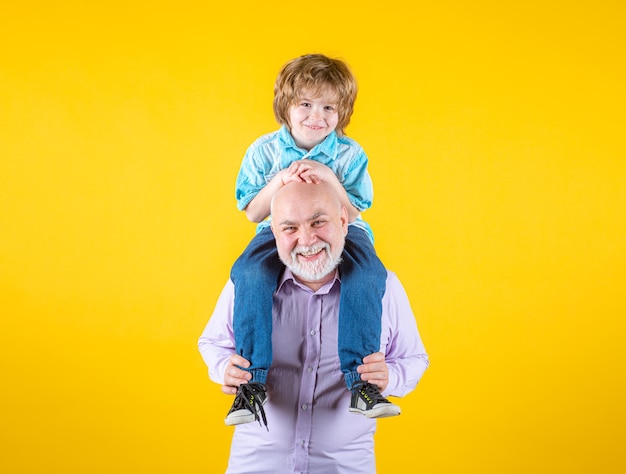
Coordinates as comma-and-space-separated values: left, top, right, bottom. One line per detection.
241, 383, 269, 431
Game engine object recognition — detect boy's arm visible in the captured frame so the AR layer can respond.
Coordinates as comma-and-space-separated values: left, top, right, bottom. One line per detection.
239, 147, 369, 223
244, 168, 302, 223
332, 180, 361, 222
244, 160, 361, 223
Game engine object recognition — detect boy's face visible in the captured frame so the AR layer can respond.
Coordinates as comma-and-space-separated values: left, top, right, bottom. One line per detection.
288, 90, 339, 151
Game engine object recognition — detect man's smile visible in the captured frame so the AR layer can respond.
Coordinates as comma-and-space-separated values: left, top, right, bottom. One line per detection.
296, 247, 325, 262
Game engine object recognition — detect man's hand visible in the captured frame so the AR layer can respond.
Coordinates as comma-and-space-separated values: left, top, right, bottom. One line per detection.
221, 354, 252, 395
357, 352, 390, 392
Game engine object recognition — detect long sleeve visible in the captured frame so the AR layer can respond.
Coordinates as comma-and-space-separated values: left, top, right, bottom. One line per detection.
197, 270, 427, 473
380, 271, 430, 397
198, 280, 237, 385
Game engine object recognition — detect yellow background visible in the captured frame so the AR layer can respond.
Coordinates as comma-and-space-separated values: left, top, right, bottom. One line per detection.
1, 1, 625, 472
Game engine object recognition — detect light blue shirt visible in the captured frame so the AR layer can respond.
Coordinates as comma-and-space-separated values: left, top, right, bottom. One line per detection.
235, 126, 375, 242
198, 269, 429, 473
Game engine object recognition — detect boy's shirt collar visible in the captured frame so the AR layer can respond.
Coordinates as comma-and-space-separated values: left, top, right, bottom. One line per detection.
278, 125, 337, 159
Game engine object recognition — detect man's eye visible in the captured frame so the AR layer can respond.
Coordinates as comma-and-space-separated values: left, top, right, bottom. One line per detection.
312, 220, 326, 227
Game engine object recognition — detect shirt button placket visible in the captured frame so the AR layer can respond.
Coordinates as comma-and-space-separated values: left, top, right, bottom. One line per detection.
294, 294, 321, 473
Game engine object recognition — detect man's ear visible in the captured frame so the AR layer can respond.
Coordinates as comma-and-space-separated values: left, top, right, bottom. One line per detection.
340, 206, 349, 235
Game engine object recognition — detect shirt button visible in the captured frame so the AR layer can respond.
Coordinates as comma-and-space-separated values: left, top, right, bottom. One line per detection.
307, 366, 313, 373
310, 330, 316, 336
301, 404, 308, 410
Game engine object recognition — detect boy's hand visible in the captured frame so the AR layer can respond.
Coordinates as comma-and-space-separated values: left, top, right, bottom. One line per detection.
279, 167, 305, 185
289, 159, 336, 184
222, 354, 253, 395
357, 352, 390, 392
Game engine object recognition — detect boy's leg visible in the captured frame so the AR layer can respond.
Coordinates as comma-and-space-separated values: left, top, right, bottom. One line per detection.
230, 227, 282, 385
338, 226, 387, 389
339, 226, 400, 418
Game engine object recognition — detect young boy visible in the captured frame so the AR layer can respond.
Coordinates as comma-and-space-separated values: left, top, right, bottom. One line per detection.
227, 54, 399, 428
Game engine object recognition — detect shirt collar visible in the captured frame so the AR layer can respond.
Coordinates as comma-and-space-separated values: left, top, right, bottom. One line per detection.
277, 268, 341, 295
277, 125, 338, 158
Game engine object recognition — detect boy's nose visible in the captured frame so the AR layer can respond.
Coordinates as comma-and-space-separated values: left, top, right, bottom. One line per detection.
309, 106, 323, 119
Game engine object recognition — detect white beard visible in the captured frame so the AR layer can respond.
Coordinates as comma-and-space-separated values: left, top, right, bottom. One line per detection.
282, 242, 342, 282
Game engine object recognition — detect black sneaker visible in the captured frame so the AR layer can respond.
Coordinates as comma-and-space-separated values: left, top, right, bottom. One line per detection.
349, 381, 401, 418
224, 382, 268, 429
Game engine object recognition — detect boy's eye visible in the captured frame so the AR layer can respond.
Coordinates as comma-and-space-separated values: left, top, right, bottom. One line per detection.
324, 105, 335, 111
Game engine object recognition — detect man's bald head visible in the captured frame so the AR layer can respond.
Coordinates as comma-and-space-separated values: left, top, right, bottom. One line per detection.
271, 180, 343, 218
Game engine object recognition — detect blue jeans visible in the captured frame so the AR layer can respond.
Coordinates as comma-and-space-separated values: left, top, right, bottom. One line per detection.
230, 226, 386, 389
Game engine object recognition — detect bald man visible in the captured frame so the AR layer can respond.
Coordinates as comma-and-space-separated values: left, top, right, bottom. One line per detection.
199, 181, 428, 473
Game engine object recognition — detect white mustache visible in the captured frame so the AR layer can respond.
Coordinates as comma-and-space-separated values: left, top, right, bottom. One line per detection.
291, 244, 328, 259
282, 241, 342, 282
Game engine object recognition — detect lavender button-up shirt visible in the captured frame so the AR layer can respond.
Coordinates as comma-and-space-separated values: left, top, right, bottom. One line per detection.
198, 269, 429, 474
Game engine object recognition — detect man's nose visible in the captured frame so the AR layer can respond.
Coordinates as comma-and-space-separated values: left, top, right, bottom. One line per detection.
298, 228, 316, 246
